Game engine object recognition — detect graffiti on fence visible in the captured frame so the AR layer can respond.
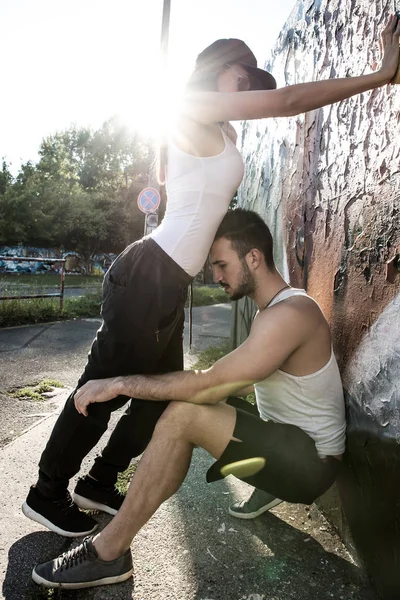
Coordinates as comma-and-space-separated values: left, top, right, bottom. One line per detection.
0, 246, 117, 274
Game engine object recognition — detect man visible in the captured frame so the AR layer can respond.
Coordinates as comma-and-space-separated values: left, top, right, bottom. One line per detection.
32, 209, 345, 589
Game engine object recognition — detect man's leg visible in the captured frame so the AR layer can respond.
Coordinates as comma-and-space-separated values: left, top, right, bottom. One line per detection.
223, 397, 283, 519
32, 401, 237, 588
94, 401, 237, 559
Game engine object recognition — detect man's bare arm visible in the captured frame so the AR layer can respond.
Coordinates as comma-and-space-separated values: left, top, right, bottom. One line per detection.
235, 384, 255, 397
74, 302, 310, 415
74, 360, 253, 416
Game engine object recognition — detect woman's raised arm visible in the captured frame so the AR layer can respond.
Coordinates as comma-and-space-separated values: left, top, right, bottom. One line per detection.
182, 15, 400, 124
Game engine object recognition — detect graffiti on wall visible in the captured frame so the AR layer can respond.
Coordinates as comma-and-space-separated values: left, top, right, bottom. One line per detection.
0, 246, 117, 275
236, 0, 400, 596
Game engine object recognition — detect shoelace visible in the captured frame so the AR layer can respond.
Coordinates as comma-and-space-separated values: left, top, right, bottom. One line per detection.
59, 538, 93, 572
54, 493, 77, 515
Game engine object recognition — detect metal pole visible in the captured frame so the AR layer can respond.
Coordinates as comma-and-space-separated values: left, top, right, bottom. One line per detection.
160, 0, 171, 63
60, 259, 66, 312
144, 0, 171, 237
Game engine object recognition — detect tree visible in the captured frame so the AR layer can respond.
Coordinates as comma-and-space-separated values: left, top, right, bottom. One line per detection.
0, 119, 153, 260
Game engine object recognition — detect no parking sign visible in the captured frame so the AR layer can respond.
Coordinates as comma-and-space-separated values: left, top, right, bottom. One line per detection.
137, 187, 161, 214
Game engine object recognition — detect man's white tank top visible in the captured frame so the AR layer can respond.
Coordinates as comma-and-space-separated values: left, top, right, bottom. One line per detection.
151, 129, 244, 277
255, 288, 346, 457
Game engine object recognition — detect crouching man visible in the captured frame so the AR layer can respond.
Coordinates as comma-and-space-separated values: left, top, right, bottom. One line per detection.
32, 209, 345, 590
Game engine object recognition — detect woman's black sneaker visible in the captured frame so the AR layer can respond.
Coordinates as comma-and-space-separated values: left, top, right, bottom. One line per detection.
73, 476, 126, 516
22, 486, 98, 537
32, 535, 133, 589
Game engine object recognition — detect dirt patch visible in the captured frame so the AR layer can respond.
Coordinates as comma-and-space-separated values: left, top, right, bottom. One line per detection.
0, 393, 58, 448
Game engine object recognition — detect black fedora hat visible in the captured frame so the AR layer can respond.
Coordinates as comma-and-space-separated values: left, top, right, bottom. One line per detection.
195, 38, 276, 90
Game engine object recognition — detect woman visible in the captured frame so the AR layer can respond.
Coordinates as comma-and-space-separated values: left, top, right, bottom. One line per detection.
23, 16, 400, 541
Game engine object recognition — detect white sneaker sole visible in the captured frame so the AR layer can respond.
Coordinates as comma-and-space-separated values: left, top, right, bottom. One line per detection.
32, 566, 134, 589
22, 502, 98, 537
228, 497, 283, 520
72, 492, 118, 516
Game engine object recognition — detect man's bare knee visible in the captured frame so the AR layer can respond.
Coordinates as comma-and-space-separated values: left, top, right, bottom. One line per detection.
155, 401, 201, 440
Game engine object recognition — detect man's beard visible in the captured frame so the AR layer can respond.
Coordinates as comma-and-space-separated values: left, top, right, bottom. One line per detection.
229, 260, 255, 301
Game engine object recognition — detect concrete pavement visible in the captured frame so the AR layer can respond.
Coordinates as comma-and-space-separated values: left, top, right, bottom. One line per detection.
0, 307, 378, 600
0, 304, 232, 390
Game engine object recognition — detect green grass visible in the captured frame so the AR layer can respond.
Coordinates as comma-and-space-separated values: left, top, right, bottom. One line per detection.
0, 291, 102, 328
24, 587, 58, 599
116, 464, 137, 494
0, 273, 103, 288
112, 344, 233, 496
191, 341, 232, 370
191, 341, 255, 405
0, 284, 228, 328
9, 378, 64, 401
189, 285, 229, 307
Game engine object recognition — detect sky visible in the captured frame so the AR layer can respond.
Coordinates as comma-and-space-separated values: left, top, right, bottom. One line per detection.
0, 0, 296, 174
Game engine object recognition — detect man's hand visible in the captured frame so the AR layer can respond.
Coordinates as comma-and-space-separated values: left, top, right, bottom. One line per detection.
74, 377, 121, 416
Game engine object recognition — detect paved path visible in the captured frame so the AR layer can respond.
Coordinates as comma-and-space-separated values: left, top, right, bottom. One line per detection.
0, 307, 378, 600
0, 305, 232, 390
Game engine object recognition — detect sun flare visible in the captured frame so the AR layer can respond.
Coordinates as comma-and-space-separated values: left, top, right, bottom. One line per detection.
116, 63, 186, 142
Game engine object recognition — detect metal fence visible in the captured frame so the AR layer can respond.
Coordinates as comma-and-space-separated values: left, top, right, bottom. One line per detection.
0, 257, 66, 311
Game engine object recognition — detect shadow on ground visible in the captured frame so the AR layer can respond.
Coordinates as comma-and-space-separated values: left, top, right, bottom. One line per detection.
3, 528, 134, 600
4, 455, 378, 600
174, 452, 378, 600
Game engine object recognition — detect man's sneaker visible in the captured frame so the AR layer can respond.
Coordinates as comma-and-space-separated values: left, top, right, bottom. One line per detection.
229, 488, 283, 519
32, 536, 133, 589
22, 486, 98, 537
72, 476, 125, 516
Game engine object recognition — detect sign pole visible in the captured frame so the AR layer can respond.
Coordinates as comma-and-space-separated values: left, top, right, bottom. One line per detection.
137, 187, 161, 235
143, 0, 171, 237
160, 0, 171, 61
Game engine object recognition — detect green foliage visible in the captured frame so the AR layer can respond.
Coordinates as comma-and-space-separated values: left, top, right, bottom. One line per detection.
10, 388, 44, 401
191, 342, 255, 405
191, 342, 232, 370
189, 285, 230, 307
0, 292, 102, 328
116, 464, 137, 494
0, 273, 103, 287
37, 379, 64, 390
9, 378, 64, 401
64, 292, 102, 319
0, 283, 228, 328
0, 117, 152, 259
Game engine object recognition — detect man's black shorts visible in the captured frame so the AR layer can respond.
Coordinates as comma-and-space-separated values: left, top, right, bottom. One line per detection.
206, 397, 341, 504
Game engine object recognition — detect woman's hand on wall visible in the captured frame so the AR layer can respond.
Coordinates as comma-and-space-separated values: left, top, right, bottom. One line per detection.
379, 14, 400, 83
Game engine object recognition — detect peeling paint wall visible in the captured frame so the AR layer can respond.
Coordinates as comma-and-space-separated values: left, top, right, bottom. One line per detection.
237, 1, 400, 597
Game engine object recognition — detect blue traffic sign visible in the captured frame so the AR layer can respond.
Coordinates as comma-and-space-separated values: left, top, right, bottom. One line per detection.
137, 187, 161, 214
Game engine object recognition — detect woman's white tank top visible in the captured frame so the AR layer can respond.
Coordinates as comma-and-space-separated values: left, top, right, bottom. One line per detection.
255, 288, 346, 457
151, 129, 244, 277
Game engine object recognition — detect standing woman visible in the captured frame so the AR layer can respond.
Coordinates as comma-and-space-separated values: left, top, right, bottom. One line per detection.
23, 16, 400, 539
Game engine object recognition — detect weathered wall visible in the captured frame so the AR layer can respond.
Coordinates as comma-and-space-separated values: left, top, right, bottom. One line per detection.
237, 1, 400, 598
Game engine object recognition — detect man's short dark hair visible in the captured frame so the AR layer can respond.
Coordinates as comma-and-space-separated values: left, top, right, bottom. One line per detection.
214, 208, 275, 269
